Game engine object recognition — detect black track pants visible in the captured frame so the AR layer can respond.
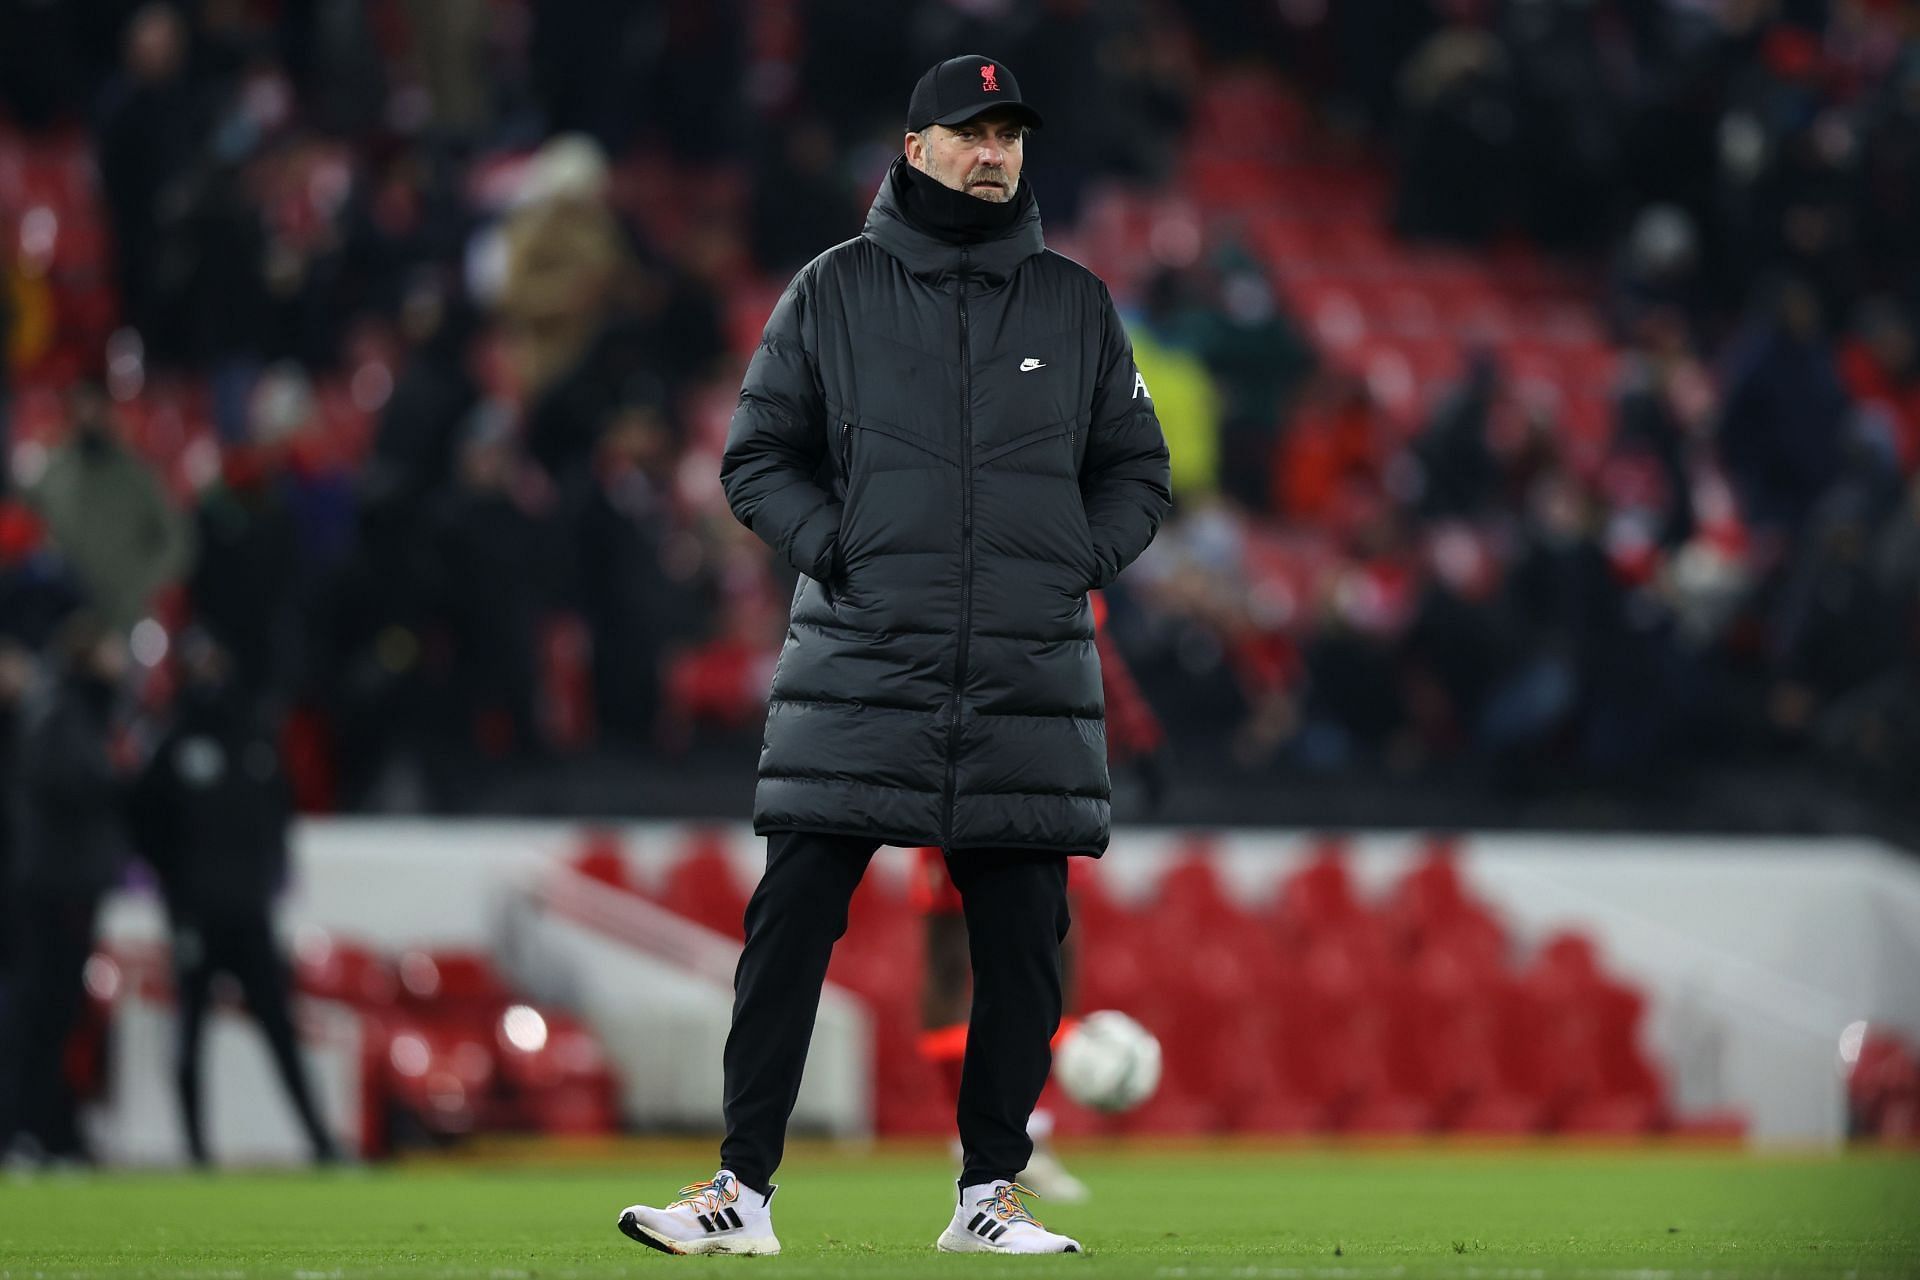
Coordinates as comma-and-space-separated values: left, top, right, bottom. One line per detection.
172, 911, 336, 1165
719, 830, 1069, 1192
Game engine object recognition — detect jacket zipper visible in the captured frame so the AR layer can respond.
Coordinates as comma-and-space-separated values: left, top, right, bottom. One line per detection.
942, 254, 975, 849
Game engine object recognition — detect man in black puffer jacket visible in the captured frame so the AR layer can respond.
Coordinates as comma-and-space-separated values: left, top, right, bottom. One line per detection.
1, 615, 127, 1165
617, 56, 1169, 1258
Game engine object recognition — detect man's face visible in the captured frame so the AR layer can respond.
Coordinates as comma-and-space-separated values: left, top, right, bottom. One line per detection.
907, 111, 1027, 203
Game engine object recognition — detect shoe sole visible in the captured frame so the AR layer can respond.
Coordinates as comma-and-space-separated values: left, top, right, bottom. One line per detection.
618, 1210, 781, 1257
936, 1225, 1080, 1254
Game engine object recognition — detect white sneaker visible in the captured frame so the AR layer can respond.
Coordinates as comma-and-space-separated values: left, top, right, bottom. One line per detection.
1019, 1143, 1091, 1204
936, 1180, 1082, 1253
617, 1170, 780, 1256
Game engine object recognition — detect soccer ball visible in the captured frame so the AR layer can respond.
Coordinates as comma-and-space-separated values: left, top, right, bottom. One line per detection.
1055, 1010, 1162, 1112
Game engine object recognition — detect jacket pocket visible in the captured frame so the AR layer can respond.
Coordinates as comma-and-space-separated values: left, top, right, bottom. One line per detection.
1065, 427, 1101, 593
833, 422, 865, 584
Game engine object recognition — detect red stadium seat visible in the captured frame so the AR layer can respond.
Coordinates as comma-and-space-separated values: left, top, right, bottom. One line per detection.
569, 830, 638, 893
295, 931, 399, 1008
397, 950, 513, 1017
1451, 1091, 1543, 1134
494, 1008, 620, 1135
1559, 1093, 1663, 1135
1343, 1092, 1434, 1134
656, 832, 753, 940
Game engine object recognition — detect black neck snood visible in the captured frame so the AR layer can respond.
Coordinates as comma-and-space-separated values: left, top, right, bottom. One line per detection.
892, 157, 1034, 246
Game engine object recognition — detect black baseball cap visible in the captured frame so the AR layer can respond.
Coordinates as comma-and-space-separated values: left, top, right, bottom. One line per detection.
907, 54, 1043, 133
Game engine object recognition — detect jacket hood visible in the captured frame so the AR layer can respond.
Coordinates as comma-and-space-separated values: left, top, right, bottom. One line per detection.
862, 156, 1045, 286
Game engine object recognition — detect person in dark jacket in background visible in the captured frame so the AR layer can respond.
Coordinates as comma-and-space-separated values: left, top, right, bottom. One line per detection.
0, 641, 33, 1063
617, 55, 1170, 1257
129, 631, 336, 1166
1, 614, 128, 1166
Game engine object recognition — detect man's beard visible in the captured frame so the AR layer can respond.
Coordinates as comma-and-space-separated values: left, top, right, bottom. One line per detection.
941, 159, 1013, 202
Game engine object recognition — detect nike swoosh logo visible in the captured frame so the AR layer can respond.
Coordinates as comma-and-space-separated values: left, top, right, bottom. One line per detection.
1019, 359, 1046, 372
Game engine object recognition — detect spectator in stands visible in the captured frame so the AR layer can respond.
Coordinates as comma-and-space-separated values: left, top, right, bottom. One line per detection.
1186, 249, 1315, 514
96, 4, 208, 361
797, 0, 915, 144
188, 434, 304, 708
1839, 299, 1920, 475
1822, 477, 1920, 787
176, 159, 273, 432
1613, 309, 1709, 551
639, 0, 749, 163
26, 379, 195, 631
500, 136, 724, 484
332, 145, 472, 356
1129, 271, 1221, 502
0, 501, 82, 653
1499, 0, 1618, 252
303, 487, 436, 809
1408, 524, 1541, 757
1392, 24, 1515, 245
1611, 206, 1707, 344
1719, 277, 1850, 535
129, 631, 337, 1166
366, 271, 483, 512
748, 115, 861, 276
0, 614, 129, 1167
249, 364, 357, 571
1274, 374, 1386, 522
1767, 440, 1909, 740
497, 136, 637, 430
1296, 530, 1418, 772
279, 0, 385, 137
400, 0, 491, 138
420, 413, 552, 789
527, 2, 654, 155
1855, 41, 1920, 298
563, 394, 687, 749
0, 640, 31, 1017
1414, 353, 1500, 520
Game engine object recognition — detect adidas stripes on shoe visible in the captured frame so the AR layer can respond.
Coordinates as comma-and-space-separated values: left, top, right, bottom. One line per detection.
936, 1180, 1082, 1254
616, 1170, 780, 1256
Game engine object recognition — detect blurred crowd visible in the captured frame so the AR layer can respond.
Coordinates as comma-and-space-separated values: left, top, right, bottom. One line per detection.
0, 0, 1916, 844
1114, 0, 1920, 801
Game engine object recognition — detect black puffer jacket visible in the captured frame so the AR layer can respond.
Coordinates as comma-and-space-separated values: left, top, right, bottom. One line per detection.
129, 685, 291, 920
11, 674, 126, 897
721, 160, 1171, 855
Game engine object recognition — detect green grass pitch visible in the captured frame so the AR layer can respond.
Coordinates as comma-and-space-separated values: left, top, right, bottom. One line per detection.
2, 1145, 1916, 1278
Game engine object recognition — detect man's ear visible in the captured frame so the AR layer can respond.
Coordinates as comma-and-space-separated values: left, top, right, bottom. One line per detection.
904, 129, 929, 172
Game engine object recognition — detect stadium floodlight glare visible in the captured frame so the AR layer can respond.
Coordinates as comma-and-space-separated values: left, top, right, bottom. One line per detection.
390, 1034, 431, 1078
1838, 1019, 1869, 1069
502, 1004, 550, 1054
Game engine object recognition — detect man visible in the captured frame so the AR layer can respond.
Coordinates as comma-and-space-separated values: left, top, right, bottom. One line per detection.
128, 633, 337, 1166
617, 55, 1170, 1256
28, 379, 195, 631
1, 615, 128, 1165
